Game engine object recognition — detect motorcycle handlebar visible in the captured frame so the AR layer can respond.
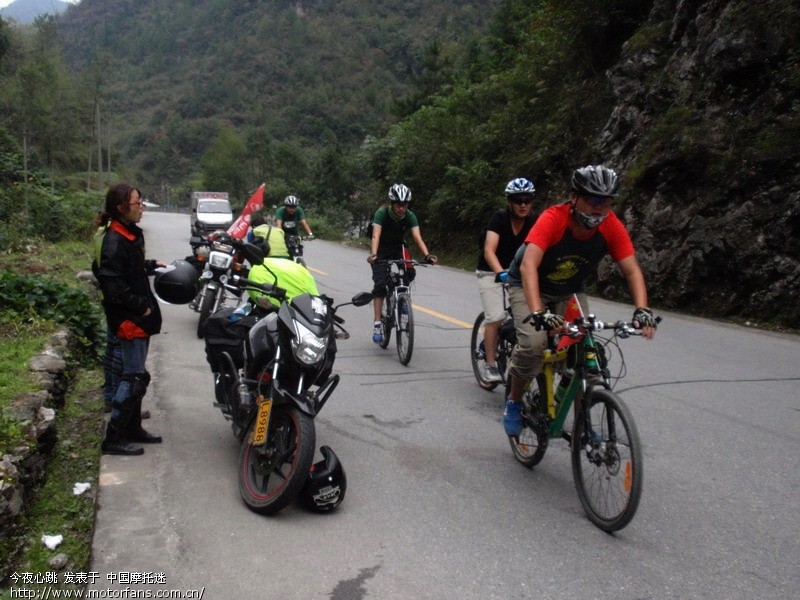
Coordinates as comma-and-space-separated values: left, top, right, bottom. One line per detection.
228, 274, 287, 301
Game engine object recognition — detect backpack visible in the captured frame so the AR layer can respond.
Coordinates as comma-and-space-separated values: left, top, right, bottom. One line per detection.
364, 220, 373, 239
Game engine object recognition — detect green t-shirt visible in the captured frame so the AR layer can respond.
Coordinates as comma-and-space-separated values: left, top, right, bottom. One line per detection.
373, 205, 419, 258
248, 258, 319, 308
275, 206, 307, 236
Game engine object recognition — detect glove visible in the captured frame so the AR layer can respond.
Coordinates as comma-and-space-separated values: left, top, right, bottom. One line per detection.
425, 254, 438, 265
496, 271, 508, 283
307, 234, 315, 240
632, 306, 657, 329
530, 310, 565, 331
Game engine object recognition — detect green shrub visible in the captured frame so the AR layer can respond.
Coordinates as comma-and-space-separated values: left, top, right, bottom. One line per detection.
0, 271, 103, 363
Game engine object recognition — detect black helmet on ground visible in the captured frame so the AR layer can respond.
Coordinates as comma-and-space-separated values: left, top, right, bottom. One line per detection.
298, 446, 347, 512
154, 260, 200, 304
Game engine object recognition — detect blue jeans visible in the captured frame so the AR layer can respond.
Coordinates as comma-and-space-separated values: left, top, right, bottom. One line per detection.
111, 337, 149, 420
103, 329, 123, 405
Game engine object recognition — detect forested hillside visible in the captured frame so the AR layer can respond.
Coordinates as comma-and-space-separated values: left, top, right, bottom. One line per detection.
4, 0, 799, 325
57, 0, 500, 205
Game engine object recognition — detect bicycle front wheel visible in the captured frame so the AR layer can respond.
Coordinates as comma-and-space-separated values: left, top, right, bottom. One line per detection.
571, 388, 643, 532
379, 295, 393, 349
396, 293, 414, 365
470, 312, 501, 391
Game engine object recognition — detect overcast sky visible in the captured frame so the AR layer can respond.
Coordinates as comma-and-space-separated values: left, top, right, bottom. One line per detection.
0, 0, 81, 10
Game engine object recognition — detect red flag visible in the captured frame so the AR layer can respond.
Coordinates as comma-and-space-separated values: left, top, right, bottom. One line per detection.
556, 293, 585, 350
227, 184, 265, 238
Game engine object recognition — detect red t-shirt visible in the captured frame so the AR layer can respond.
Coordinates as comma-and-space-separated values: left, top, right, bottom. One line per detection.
524, 203, 634, 296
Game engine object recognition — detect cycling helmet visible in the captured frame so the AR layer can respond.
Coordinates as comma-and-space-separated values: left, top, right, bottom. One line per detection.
284, 195, 299, 207
298, 446, 347, 512
504, 178, 535, 196
388, 183, 412, 204
154, 260, 200, 304
571, 165, 620, 197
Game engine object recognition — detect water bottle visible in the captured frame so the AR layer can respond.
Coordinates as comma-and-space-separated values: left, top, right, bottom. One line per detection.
230, 303, 252, 322
478, 340, 486, 360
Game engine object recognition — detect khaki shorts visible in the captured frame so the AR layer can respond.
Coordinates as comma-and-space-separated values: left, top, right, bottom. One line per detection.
476, 270, 506, 323
508, 288, 589, 382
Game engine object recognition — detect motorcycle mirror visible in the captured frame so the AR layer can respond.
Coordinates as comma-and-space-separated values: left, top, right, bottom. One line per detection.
238, 241, 266, 266
351, 292, 374, 307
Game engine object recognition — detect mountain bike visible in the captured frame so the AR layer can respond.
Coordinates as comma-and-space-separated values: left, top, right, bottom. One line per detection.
376, 258, 427, 366
470, 278, 516, 390
285, 234, 312, 267
509, 310, 658, 532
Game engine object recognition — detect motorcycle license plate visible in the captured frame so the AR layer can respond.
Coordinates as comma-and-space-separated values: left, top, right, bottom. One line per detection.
252, 396, 272, 446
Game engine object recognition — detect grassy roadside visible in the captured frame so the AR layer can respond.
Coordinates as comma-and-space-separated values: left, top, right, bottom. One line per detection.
0, 240, 104, 595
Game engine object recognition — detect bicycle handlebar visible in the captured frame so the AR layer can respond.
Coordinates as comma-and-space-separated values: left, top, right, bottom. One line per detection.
374, 258, 431, 267
562, 315, 662, 338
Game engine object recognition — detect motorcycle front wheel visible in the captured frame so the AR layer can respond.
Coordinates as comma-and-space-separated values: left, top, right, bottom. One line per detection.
196, 287, 216, 338
239, 404, 315, 515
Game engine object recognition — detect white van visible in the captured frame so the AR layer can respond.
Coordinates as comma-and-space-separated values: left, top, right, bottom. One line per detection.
191, 192, 234, 235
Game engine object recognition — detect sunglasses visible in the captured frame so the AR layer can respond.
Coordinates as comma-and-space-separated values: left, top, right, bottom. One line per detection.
585, 195, 612, 207
510, 197, 533, 206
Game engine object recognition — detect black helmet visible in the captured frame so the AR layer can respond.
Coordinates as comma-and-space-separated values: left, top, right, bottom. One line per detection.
154, 260, 200, 304
571, 165, 620, 197
299, 446, 347, 512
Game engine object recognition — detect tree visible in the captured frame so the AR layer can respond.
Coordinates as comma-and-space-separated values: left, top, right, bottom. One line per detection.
200, 126, 249, 201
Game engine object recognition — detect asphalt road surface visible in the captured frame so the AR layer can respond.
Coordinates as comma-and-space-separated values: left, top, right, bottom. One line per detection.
89, 211, 800, 600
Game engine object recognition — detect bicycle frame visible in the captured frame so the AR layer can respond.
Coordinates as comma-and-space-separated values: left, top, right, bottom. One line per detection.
539, 334, 606, 439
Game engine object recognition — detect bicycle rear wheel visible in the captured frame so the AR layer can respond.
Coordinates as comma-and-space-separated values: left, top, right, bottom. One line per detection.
509, 376, 548, 467
571, 388, 643, 532
379, 295, 393, 349
396, 293, 414, 365
470, 312, 499, 391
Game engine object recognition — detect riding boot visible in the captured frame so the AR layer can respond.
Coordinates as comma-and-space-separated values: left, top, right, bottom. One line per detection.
127, 395, 162, 444
123, 372, 162, 444
102, 401, 144, 456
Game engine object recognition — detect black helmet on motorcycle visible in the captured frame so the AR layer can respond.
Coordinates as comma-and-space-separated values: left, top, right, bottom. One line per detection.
299, 446, 347, 512
154, 260, 200, 304
570, 165, 620, 197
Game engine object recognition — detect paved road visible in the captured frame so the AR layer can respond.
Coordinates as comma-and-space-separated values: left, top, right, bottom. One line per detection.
90, 212, 800, 600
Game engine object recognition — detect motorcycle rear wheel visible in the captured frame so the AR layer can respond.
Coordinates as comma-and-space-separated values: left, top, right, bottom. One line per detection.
238, 404, 315, 515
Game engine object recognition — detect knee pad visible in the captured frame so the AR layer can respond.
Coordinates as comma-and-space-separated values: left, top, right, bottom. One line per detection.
123, 372, 150, 401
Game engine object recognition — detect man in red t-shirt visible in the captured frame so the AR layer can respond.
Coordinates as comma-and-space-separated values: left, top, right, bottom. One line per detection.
502, 165, 657, 438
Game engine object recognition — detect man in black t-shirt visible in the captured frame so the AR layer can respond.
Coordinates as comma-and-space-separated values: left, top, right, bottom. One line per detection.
475, 178, 538, 383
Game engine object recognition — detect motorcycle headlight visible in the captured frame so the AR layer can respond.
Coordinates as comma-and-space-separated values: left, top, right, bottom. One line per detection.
291, 322, 327, 366
209, 251, 233, 269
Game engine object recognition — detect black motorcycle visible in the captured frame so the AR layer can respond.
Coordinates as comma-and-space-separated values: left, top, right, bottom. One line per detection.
190, 232, 248, 338
204, 240, 372, 515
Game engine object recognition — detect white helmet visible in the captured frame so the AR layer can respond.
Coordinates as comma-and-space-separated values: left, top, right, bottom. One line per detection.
388, 183, 412, 204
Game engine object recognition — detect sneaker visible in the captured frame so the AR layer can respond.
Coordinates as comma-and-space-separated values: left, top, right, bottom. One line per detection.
372, 323, 383, 344
503, 399, 523, 438
483, 363, 502, 383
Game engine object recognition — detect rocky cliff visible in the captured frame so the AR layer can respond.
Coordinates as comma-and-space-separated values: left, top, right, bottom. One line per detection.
595, 0, 799, 328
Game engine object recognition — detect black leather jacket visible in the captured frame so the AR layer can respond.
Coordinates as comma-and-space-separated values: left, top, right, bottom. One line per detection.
95, 219, 162, 337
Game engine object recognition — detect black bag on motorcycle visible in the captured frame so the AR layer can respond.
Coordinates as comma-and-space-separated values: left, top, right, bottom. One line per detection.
204, 306, 258, 371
